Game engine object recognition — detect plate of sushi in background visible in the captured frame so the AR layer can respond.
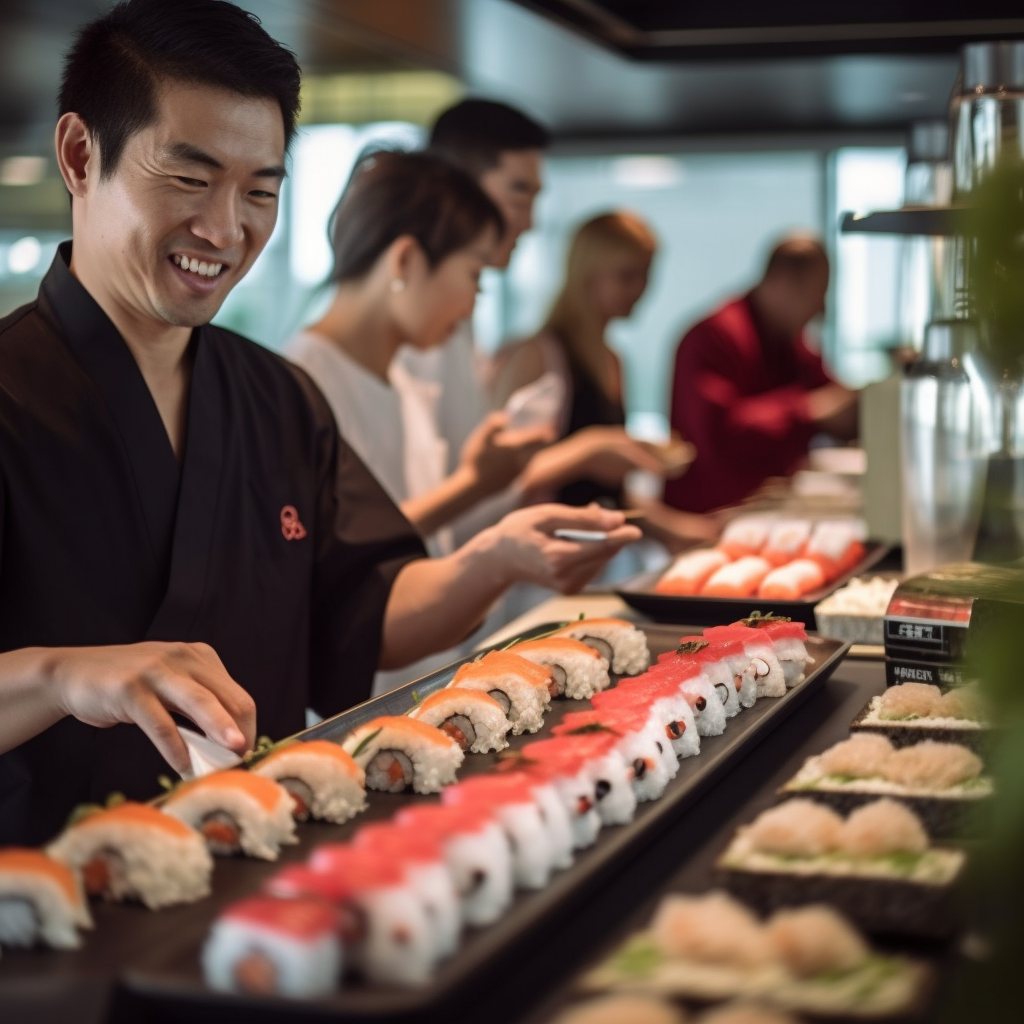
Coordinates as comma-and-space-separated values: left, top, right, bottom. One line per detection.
0, 617, 848, 1017
616, 516, 889, 627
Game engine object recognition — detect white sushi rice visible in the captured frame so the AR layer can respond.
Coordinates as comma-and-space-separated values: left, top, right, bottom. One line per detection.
251, 746, 367, 824
203, 915, 342, 997
648, 692, 700, 759
611, 722, 673, 802
679, 673, 728, 737
0, 868, 92, 949
343, 721, 464, 794
584, 749, 638, 826
163, 785, 297, 861
700, 657, 742, 718
353, 885, 437, 985
770, 636, 814, 688
740, 637, 787, 698
491, 800, 554, 889
447, 672, 550, 736
400, 862, 461, 959
442, 821, 514, 926
48, 818, 214, 909
408, 689, 511, 752
546, 769, 603, 850
558, 622, 651, 676
529, 780, 576, 870
516, 645, 612, 700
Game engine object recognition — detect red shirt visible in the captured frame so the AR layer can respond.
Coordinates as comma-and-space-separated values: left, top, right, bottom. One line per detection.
664, 295, 832, 513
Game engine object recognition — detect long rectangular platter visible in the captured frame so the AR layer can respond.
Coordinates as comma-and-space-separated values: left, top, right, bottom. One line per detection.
616, 543, 890, 627
0, 625, 848, 1024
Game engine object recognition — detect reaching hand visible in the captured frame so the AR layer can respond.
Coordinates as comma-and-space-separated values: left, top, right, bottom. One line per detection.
50, 641, 256, 774
459, 411, 556, 496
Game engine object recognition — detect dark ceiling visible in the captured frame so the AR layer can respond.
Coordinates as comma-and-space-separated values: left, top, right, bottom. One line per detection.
0, 0, 1017, 157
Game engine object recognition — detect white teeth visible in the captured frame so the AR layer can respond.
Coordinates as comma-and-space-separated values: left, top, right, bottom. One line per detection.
173, 255, 223, 277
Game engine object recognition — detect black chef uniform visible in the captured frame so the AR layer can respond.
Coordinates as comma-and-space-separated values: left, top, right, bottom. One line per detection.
0, 244, 426, 844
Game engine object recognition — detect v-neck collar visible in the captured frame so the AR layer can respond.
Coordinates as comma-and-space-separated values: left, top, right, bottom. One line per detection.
40, 243, 226, 638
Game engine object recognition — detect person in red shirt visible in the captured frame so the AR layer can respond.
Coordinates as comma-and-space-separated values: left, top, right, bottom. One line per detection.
665, 235, 858, 513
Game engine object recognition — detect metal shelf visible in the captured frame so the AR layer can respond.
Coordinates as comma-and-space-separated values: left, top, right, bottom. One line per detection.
840, 206, 974, 236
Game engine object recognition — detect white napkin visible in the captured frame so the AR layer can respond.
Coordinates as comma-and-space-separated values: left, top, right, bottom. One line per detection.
176, 726, 242, 780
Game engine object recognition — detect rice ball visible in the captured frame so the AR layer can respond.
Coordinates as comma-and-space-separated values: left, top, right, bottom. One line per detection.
697, 1004, 800, 1024
877, 683, 941, 721
881, 741, 983, 790
766, 904, 870, 978
818, 734, 894, 779
745, 801, 844, 858
841, 799, 929, 857
651, 891, 776, 968
552, 995, 687, 1024
933, 688, 985, 722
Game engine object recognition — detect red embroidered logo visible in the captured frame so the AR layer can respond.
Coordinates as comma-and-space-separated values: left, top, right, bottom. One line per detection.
280, 505, 307, 541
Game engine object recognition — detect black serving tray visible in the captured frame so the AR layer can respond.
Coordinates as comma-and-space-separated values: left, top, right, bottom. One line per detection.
113, 626, 848, 1022
616, 543, 890, 628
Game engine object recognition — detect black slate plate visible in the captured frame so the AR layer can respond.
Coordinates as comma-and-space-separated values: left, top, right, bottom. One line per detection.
113, 626, 849, 1023
616, 543, 890, 628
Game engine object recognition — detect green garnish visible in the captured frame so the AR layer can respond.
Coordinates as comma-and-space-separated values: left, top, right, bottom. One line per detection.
502, 613, 588, 651
242, 735, 295, 767
676, 640, 709, 655
410, 690, 422, 705
566, 723, 621, 737
740, 610, 791, 627
351, 726, 383, 759
106, 792, 126, 808
879, 850, 925, 875
65, 791, 128, 827
610, 935, 661, 978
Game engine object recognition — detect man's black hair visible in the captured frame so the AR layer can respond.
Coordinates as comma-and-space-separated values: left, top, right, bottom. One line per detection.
428, 99, 550, 177
59, 0, 301, 177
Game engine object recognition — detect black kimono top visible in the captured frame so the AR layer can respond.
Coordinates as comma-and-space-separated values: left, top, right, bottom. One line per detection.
0, 245, 426, 844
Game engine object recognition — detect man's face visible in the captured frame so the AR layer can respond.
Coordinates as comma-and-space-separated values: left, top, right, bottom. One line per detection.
780, 265, 829, 335
70, 79, 285, 334
477, 148, 543, 269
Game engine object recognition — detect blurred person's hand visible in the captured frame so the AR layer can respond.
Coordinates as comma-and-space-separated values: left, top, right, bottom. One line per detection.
807, 384, 859, 441
458, 411, 555, 495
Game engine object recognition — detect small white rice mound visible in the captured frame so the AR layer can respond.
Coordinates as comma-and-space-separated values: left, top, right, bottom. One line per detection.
878, 683, 942, 721
654, 694, 700, 759
518, 646, 612, 700
585, 749, 637, 826
444, 821, 514, 927
818, 734, 895, 779
616, 725, 672, 802
559, 621, 651, 676
354, 885, 437, 986
742, 640, 786, 699
343, 721, 464, 794
651, 890, 775, 968
403, 862, 460, 959
492, 801, 553, 890
702, 658, 741, 718
697, 1003, 800, 1024
448, 673, 550, 736
530, 781, 575, 869
746, 800, 844, 858
163, 785, 297, 861
0, 867, 92, 949
251, 747, 367, 823
765, 904, 870, 978
552, 995, 687, 1024
202, 915, 341, 997
548, 771, 603, 850
680, 675, 728, 738
771, 637, 813, 688
408, 689, 511, 752
881, 741, 983, 790
841, 799, 929, 858
49, 819, 213, 909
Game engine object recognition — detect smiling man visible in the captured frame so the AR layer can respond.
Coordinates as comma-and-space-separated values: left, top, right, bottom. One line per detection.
0, 0, 638, 844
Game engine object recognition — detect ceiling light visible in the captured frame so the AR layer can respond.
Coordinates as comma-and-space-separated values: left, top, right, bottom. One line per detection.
0, 156, 47, 186
610, 156, 683, 190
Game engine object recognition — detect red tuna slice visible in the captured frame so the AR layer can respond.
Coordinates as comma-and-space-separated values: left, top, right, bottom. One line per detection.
731, 618, 808, 642
394, 803, 496, 839
441, 773, 543, 808
352, 823, 444, 865
220, 894, 339, 938
305, 846, 406, 890
520, 734, 619, 777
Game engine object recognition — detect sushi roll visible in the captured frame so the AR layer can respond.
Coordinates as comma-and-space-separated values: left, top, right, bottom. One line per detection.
761, 520, 813, 567
757, 559, 826, 601
803, 519, 867, 581
443, 774, 555, 889
718, 516, 774, 559
488, 771, 576, 871
162, 770, 297, 860
647, 656, 728, 737
553, 618, 650, 676
655, 548, 730, 596
735, 614, 813, 688
701, 557, 773, 599
509, 636, 612, 700
342, 716, 464, 794
595, 675, 700, 759
448, 651, 554, 735
703, 626, 786, 698
48, 800, 213, 908
0, 848, 92, 950
661, 640, 740, 719
525, 734, 637, 827
406, 687, 511, 753
202, 895, 342, 998
394, 804, 514, 927
554, 708, 673, 802
352, 823, 461, 958
273, 854, 436, 986
249, 739, 367, 824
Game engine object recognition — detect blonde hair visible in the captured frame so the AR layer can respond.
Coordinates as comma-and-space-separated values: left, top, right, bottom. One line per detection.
543, 211, 657, 398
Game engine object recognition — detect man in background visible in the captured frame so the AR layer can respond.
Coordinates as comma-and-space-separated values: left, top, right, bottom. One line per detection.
665, 235, 858, 513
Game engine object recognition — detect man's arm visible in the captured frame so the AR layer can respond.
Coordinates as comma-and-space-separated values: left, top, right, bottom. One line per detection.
0, 643, 256, 773
379, 504, 641, 669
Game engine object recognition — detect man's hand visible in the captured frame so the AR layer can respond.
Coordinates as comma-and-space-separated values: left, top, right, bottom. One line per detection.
807, 384, 859, 440
47, 642, 255, 774
458, 411, 555, 496
479, 503, 642, 593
